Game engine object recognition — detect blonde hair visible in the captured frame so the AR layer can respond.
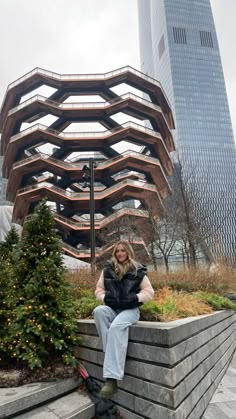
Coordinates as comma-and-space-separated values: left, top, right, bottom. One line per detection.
111, 240, 138, 280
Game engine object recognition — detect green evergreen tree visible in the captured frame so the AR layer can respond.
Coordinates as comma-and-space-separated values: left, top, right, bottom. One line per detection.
10, 200, 80, 369
0, 227, 19, 360
0, 226, 19, 261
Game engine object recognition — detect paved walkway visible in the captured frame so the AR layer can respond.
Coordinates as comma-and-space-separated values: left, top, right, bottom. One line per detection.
202, 351, 236, 418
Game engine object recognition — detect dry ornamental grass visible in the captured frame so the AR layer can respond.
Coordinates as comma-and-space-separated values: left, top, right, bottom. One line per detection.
68, 265, 236, 322
153, 287, 212, 321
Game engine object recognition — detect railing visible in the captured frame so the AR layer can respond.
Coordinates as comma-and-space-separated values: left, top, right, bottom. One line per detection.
9, 120, 162, 143
62, 235, 145, 257
12, 152, 79, 170
99, 150, 161, 167
8, 92, 163, 118
7, 65, 162, 93
12, 149, 162, 171
52, 207, 148, 229
114, 172, 145, 181
18, 179, 158, 198
62, 242, 91, 256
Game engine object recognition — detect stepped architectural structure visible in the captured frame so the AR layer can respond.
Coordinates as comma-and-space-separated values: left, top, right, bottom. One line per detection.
138, 0, 236, 263
0, 66, 175, 261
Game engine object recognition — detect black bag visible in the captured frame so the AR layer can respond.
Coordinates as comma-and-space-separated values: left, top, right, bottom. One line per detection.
85, 376, 119, 418
78, 362, 122, 418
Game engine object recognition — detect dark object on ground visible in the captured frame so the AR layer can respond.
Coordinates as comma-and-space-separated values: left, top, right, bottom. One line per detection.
78, 363, 122, 419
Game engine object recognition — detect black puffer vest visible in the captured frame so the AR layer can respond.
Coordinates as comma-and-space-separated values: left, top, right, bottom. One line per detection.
103, 260, 147, 310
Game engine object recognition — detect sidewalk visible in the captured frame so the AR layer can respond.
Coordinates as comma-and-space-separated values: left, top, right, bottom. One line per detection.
202, 351, 236, 418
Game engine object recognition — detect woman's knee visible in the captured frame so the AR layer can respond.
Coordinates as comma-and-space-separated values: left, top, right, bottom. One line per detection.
110, 308, 140, 327
93, 304, 112, 318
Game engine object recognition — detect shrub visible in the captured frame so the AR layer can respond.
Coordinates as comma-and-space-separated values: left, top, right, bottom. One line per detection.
69, 266, 236, 322
75, 289, 102, 319
140, 300, 162, 321
148, 287, 213, 321
193, 292, 236, 311
66, 269, 100, 299
67, 266, 236, 297
149, 266, 236, 295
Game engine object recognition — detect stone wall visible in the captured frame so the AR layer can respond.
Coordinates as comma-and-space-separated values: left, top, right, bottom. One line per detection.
75, 310, 236, 419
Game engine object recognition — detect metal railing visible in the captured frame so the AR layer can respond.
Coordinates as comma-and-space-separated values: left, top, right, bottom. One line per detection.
7, 92, 171, 140
62, 236, 146, 257
7, 65, 162, 93
52, 207, 148, 229
98, 150, 161, 167
12, 149, 162, 171
114, 172, 145, 181
9, 120, 162, 143
8, 92, 163, 118
18, 179, 158, 198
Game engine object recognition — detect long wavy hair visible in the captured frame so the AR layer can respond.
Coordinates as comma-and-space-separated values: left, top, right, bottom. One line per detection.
111, 240, 138, 280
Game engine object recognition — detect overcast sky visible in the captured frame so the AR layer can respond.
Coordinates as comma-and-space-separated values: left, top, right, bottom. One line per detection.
0, 0, 236, 138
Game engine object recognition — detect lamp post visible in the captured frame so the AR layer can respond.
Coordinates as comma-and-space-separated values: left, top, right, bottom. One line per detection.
82, 159, 96, 276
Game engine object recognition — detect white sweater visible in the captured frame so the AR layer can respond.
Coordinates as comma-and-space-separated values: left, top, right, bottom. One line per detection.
95, 271, 154, 304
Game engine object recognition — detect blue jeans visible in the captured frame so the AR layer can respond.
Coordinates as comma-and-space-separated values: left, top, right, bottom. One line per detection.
93, 305, 140, 380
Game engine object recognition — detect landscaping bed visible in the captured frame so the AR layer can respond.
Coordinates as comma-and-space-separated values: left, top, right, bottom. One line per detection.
70, 267, 236, 321
0, 359, 78, 387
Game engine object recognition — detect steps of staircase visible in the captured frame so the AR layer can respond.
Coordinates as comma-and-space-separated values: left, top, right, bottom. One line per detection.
14, 390, 95, 419
0, 377, 83, 419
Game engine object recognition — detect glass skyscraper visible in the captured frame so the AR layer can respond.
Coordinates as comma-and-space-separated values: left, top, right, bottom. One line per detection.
0, 139, 7, 205
138, 0, 236, 262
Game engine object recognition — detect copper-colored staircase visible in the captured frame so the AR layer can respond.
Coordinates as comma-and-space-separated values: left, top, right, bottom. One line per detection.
0, 66, 175, 261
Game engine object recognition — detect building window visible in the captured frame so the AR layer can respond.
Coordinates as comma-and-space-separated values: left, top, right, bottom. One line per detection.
200, 31, 213, 48
173, 27, 187, 44
158, 35, 165, 59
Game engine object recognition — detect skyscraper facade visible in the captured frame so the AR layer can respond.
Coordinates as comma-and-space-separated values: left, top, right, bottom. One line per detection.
0, 139, 8, 205
138, 0, 236, 262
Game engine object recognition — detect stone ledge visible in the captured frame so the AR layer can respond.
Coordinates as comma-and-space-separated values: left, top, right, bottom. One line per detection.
110, 341, 236, 419
80, 331, 235, 409
77, 313, 236, 366
77, 310, 234, 346
0, 377, 82, 419
77, 323, 236, 388
76, 311, 236, 418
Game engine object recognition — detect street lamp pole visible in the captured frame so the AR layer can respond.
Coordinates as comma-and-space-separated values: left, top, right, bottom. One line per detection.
89, 158, 96, 277
82, 160, 96, 276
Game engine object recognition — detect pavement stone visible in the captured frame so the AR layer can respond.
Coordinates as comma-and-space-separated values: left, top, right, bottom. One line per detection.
0, 378, 81, 419
202, 351, 236, 419
15, 390, 94, 419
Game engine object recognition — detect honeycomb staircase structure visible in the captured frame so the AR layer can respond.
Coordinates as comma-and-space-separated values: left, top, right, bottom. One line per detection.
0, 66, 175, 261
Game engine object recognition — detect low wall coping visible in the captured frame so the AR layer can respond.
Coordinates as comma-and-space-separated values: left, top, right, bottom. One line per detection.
77, 310, 235, 346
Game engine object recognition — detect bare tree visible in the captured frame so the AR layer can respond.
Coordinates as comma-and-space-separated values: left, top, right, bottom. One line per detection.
136, 196, 183, 272
137, 154, 223, 271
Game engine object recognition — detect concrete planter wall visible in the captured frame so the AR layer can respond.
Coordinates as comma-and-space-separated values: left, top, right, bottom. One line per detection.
76, 310, 236, 419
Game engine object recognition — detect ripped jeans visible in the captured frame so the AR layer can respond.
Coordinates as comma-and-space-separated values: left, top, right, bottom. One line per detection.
93, 305, 140, 380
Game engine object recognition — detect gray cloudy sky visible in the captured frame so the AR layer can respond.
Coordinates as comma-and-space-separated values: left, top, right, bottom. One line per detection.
0, 0, 236, 137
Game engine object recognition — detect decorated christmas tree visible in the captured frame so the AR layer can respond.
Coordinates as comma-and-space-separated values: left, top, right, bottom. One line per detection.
0, 226, 19, 359
9, 200, 80, 369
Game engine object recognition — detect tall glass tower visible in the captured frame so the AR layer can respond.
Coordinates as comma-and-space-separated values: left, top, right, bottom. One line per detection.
138, 0, 236, 262
0, 138, 7, 205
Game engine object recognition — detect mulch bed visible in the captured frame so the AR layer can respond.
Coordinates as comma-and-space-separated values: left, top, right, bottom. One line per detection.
0, 359, 78, 387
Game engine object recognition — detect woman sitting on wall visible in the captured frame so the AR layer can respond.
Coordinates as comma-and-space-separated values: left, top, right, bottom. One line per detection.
93, 240, 154, 399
